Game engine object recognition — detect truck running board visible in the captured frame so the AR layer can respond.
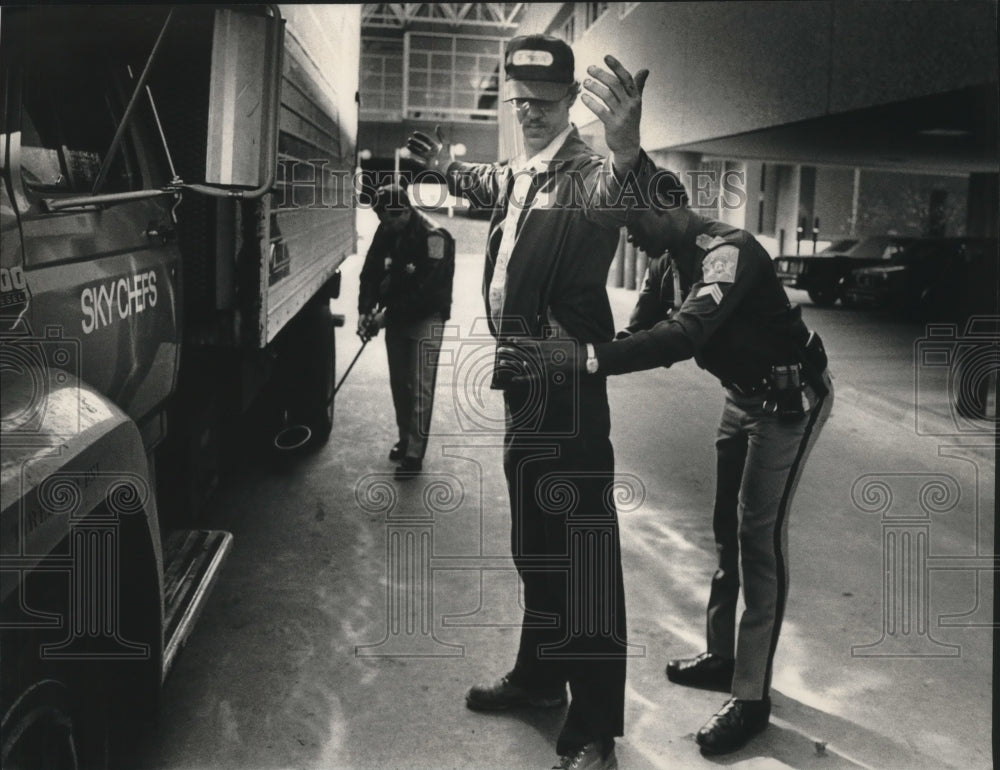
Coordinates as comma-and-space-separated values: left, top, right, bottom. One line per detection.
161, 529, 234, 681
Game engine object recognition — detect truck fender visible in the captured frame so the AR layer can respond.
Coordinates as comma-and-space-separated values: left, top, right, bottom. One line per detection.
1, 370, 164, 701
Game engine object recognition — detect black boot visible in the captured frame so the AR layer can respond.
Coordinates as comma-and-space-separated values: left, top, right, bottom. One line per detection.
665, 652, 734, 691
696, 696, 770, 754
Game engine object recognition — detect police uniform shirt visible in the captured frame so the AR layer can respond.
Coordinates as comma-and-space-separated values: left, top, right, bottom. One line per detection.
358, 212, 454, 326
596, 215, 809, 388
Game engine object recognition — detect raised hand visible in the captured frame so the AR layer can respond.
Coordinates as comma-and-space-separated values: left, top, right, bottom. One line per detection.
580, 55, 649, 171
406, 125, 453, 172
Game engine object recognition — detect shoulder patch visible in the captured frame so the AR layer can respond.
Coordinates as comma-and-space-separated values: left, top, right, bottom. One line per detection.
428, 233, 446, 260
701, 245, 740, 283
696, 233, 727, 252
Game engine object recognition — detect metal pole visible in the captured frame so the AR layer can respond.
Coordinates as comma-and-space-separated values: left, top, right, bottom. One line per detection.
92, 7, 175, 194
334, 339, 370, 396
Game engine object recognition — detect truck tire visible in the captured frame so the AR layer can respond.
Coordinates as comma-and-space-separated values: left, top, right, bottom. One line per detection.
807, 285, 839, 307
303, 309, 336, 444
1, 512, 155, 770
285, 297, 337, 446
1, 634, 115, 770
1, 679, 84, 770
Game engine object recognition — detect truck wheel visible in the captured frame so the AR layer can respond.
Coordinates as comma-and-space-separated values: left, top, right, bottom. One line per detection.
808, 286, 838, 307
1, 679, 81, 770
305, 320, 336, 444
289, 298, 337, 445
0, 672, 114, 770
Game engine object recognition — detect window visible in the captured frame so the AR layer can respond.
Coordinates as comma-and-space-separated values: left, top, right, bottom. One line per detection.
555, 15, 575, 44
20, 57, 139, 194
360, 37, 404, 118
585, 3, 608, 29
406, 34, 502, 122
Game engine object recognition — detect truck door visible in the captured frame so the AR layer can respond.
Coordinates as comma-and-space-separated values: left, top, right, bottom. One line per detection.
5, 9, 181, 428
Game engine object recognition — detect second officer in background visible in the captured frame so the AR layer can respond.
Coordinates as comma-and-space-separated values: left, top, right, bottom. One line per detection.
357, 183, 454, 479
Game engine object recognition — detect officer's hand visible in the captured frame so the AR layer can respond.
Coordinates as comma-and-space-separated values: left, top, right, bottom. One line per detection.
357, 313, 373, 340
581, 55, 649, 173
494, 338, 583, 389
406, 125, 453, 172
357, 312, 382, 341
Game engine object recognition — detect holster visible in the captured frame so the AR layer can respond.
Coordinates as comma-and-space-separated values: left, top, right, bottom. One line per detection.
763, 363, 807, 421
800, 330, 830, 398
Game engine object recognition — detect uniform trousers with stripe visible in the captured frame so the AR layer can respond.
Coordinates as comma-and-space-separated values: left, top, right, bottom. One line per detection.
706, 371, 833, 700
502, 377, 628, 754
384, 314, 443, 461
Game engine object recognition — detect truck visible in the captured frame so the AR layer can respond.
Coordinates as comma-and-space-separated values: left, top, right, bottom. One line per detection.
1, 5, 360, 766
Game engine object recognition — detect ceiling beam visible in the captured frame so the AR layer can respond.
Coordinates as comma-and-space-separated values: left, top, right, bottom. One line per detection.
361, 3, 523, 30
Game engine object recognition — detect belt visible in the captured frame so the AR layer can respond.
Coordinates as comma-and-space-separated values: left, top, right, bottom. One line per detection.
722, 378, 770, 397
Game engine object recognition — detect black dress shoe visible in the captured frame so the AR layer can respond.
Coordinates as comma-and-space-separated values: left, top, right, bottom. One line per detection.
696, 696, 771, 755
551, 742, 617, 769
393, 457, 422, 480
665, 652, 734, 691
388, 441, 407, 462
466, 675, 566, 711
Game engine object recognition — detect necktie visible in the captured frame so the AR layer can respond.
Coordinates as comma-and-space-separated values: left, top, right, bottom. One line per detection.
489, 168, 537, 321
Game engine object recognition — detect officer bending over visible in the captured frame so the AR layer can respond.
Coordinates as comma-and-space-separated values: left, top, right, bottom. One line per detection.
502, 169, 833, 756
357, 184, 454, 479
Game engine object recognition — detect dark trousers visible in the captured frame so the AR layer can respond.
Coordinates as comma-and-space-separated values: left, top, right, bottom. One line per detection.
502, 377, 627, 753
384, 315, 442, 461
707, 371, 833, 700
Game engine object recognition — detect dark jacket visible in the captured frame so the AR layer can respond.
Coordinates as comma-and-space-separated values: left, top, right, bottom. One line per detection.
598, 213, 816, 391
445, 128, 655, 343
358, 211, 454, 326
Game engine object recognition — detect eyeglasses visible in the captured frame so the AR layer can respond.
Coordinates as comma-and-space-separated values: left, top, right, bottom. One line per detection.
509, 97, 563, 114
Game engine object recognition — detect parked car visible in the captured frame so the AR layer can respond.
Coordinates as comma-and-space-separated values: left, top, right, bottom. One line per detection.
843, 237, 999, 321
774, 236, 915, 306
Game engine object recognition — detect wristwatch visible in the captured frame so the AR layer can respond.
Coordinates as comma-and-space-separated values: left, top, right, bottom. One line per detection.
585, 343, 599, 374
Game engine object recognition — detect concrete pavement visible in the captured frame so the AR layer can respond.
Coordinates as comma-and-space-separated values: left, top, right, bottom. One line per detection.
131, 211, 994, 770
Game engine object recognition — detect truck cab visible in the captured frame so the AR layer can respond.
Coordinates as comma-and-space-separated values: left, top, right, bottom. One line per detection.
1, 6, 359, 766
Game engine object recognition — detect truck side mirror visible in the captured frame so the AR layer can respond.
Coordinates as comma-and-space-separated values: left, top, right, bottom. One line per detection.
204, 8, 284, 190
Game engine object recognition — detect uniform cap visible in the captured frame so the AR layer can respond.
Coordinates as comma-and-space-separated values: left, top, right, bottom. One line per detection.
652, 170, 690, 209
503, 35, 575, 102
373, 183, 411, 214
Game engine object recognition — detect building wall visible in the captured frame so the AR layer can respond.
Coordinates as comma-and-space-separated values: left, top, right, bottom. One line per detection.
828, 1, 999, 113
774, 164, 802, 256
814, 167, 857, 239
358, 119, 498, 164
358, 27, 503, 165
563, 1, 997, 150
854, 171, 969, 237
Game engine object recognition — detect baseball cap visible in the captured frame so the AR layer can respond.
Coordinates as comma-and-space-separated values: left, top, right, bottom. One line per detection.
503, 35, 575, 102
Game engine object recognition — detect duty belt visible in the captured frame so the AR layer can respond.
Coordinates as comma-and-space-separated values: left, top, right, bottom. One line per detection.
722, 377, 770, 397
